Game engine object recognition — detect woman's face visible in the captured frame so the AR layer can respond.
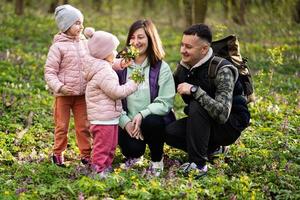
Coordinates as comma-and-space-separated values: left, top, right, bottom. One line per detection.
129, 28, 149, 56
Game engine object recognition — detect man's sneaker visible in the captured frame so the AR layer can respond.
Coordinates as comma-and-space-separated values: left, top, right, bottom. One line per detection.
120, 156, 144, 169
148, 157, 164, 177
52, 154, 66, 167
180, 162, 208, 178
208, 146, 229, 159
81, 157, 91, 165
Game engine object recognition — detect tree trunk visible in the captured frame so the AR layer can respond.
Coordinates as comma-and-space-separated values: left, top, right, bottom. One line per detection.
194, 0, 208, 23
222, 0, 230, 20
231, 0, 246, 25
93, 0, 103, 11
143, 0, 154, 8
109, 0, 113, 32
294, 0, 300, 23
63, 0, 68, 3
48, 0, 59, 13
183, 0, 193, 27
15, 0, 24, 15
167, 0, 181, 27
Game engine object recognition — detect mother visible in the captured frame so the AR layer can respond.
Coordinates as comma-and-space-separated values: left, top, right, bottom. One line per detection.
117, 19, 175, 176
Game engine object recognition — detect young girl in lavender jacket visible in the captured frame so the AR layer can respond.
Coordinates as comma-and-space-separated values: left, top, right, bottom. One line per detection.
83, 28, 138, 176
44, 5, 92, 166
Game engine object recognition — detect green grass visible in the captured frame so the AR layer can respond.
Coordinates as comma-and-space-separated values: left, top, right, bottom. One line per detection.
0, 2, 299, 199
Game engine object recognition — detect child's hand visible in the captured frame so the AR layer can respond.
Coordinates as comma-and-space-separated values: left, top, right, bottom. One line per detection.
60, 85, 74, 95
118, 45, 139, 62
120, 58, 133, 69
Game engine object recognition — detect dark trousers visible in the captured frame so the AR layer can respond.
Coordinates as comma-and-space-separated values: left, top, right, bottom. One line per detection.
118, 114, 165, 162
165, 100, 240, 166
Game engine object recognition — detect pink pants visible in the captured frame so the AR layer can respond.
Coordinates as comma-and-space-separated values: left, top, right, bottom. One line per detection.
90, 124, 118, 172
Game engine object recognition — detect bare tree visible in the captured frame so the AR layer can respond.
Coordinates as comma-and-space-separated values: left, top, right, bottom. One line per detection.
183, 0, 193, 27
194, 0, 208, 23
167, 0, 182, 27
143, 0, 154, 8
222, 0, 230, 20
15, 0, 24, 15
294, 0, 300, 23
49, 0, 59, 13
93, 0, 103, 11
231, 0, 247, 25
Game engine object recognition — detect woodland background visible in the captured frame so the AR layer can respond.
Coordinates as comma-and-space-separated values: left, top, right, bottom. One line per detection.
0, 0, 299, 199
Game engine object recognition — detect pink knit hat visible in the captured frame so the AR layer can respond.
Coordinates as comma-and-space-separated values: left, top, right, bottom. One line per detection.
84, 27, 120, 59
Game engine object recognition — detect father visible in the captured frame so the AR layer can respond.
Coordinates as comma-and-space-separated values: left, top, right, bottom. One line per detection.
165, 24, 250, 177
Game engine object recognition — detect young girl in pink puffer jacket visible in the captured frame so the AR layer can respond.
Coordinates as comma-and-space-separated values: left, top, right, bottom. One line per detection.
44, 5, 92, 166
83, 28, 138, 176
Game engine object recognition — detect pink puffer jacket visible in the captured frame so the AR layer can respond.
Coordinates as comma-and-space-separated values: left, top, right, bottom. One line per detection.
84, 56, 138, 121
44, 33, 89, 96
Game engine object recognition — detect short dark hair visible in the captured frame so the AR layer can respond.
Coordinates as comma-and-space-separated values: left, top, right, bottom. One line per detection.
183, 24, 212, 44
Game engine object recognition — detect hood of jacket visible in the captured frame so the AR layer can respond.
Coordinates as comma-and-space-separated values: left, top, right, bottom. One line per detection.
84, 56, 111, 82
53, 32, 85, 43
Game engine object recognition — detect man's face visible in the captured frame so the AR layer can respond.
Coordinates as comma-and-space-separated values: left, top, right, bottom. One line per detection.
180, 34, 209, 67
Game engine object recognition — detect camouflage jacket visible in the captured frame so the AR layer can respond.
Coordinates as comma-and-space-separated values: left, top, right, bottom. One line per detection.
174, 50, 239, 124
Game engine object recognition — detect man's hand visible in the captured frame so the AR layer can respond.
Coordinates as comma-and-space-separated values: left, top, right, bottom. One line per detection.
177, 82, 193, 95
60, 85, 74, 95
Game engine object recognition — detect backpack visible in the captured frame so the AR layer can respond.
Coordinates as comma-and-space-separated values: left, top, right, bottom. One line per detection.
209, 35, 255, 103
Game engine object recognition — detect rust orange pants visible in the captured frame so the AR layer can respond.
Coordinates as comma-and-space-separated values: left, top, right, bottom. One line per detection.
53, 95, 91, 159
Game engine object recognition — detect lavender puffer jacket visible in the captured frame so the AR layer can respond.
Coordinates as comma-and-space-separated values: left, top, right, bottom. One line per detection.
44, 33, 89, 96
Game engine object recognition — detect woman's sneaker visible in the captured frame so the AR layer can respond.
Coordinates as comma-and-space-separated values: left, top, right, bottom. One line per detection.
180, 162, 208, 178
120, 156, 144, 169
52, 154, 65, 167
148, 157, 164, 177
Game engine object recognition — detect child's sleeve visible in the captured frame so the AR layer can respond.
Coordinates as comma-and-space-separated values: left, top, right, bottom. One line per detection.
44, 45, 64, 93
112, 58, 124, 71
96, 64, 138, 100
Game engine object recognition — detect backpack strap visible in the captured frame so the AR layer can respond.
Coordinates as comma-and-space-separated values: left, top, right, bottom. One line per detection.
208, 56, 224, 91
208, 56, 224, 79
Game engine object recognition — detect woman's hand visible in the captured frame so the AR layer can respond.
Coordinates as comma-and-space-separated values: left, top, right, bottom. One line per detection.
132, 113, 143, 136
125, 122, 135, 137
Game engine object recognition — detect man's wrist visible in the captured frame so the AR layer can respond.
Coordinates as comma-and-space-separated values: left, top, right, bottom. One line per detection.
190, 85, 198, 95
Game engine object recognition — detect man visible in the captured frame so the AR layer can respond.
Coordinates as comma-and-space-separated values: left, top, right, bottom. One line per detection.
165, 24, 250, 177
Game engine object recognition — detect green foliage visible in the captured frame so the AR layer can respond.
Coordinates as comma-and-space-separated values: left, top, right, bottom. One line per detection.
0, 2, 299, 200
118, 45, 140, 62
130, 68, 145, 84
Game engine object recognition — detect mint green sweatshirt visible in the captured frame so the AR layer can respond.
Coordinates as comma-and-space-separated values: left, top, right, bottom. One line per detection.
119, 58, 175, 129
